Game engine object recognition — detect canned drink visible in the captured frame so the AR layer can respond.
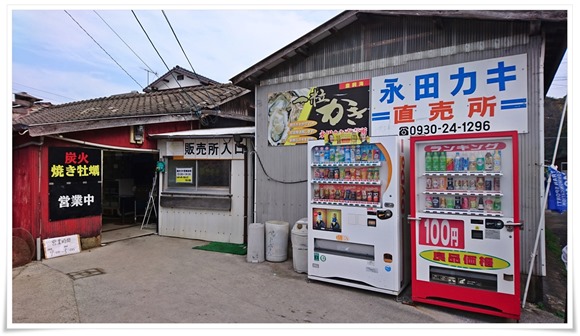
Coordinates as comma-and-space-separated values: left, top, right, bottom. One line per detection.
447, 196, 455, 209
476, 177, 485, 190
367, 189, 373, 202
345, 189, 351, 200
425, 196, 433, 208
361, 168, 368, 180
361, 189, 367, 201
454, 196, 462, 209
447, 177, 454, 190
426, 177, 432, 189
432, 196, 440, 208
493, 196, 502, 211
485, 178, 492, 191
439, 177, 447, 190
484, 197, 494, 211
461, 196, 469, 209
469, 196, 477, 209
494, 177, 501, 191
440, 196, 446, 208
373, 191, 379, 203
468, 178, 476, 190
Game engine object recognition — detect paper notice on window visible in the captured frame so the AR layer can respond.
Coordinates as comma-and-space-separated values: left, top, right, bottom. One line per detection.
176, 167, 193, 183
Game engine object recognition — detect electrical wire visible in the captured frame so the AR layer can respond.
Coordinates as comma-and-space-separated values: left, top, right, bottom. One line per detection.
13, 82, 75, 102
131, 10, 202, 115
64, 10, 144, 90
248, 139, 307, 184
93, 10, 160, 84
161, 10, 219, 110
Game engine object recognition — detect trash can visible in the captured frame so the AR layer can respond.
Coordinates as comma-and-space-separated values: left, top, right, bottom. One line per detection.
265, 220, 290, 262
291, 218, 308, 273
247, 223, 265, 263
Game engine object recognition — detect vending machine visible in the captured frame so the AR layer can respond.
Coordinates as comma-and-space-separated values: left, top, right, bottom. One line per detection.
307, 131, 409, 295
409, 131, 520, 319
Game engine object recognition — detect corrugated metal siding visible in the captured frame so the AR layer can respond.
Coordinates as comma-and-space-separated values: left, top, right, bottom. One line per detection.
254, 15, 546, 275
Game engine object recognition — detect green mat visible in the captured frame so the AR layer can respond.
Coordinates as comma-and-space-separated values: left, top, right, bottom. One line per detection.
192, 242, 247, 255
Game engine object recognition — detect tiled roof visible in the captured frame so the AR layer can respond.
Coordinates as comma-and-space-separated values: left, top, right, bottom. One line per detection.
16, 83, 249, 127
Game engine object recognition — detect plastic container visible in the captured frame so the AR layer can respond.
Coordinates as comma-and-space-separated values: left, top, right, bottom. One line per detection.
265, 220, 290, 262
247, 223, 265, 263
291, 218, 308, 273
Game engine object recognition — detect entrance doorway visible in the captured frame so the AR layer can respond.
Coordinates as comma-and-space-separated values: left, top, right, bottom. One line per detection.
102, 151, 158, 227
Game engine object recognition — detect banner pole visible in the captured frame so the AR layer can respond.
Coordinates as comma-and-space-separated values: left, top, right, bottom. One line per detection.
522, 97, 567, 307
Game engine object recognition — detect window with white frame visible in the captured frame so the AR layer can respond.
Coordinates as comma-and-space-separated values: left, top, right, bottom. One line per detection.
165, 158, 230, 192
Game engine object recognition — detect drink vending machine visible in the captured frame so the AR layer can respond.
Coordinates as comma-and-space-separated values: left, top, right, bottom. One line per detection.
409, 131, 521, 319
307, 132, 410, 295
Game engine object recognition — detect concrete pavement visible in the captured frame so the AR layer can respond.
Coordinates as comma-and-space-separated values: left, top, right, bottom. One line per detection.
10, 224, 567, 330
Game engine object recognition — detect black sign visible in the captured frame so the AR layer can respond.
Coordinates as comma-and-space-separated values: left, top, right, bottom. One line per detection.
48, 147, 102, 221
49, 147, 101, 183
49, 181, 102, 221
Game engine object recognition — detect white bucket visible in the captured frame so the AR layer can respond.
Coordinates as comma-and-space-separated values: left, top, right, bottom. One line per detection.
291, 218, 308, 273
247, 223, 265, 263
265, 220, 290, 262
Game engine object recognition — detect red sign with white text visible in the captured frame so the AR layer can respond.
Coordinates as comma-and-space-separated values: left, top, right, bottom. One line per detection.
418, 218, 464, 249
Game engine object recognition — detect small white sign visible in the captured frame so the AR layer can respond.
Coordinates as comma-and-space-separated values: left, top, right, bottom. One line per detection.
43, 234, 81, 259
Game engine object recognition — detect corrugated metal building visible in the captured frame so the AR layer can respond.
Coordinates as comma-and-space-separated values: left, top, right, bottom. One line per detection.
231, 10, 567, 302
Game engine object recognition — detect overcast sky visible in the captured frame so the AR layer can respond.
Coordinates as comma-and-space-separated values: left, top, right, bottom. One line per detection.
10, 5, 569, 106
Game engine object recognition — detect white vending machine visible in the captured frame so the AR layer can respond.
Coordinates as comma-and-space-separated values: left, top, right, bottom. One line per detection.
307, 131, 409, 295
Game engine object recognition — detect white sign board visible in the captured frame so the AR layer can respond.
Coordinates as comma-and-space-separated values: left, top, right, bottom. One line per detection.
43, 234, 81, 259
184, 138, 244, 160
371, 54, 528, 136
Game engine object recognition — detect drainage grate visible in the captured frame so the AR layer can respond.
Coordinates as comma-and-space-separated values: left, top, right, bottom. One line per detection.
66, 268, 106, 280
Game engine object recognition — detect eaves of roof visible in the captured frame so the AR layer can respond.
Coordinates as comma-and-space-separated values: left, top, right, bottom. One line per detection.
14, 83, 250, 137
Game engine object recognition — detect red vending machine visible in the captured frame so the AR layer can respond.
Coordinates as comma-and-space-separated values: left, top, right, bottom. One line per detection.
409, 131, 520, 319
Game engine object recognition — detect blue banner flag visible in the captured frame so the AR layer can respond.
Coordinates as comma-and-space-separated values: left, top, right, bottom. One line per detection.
548, 166, 567, 213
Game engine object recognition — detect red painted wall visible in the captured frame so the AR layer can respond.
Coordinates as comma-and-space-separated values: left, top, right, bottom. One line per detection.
66, 122, 195, 149
12, 121, 196, 252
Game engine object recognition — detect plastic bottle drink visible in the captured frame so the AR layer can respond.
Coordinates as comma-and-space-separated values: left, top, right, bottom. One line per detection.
476, 152, 485, 171
493, 150, 502, 172
439, 151, 447, 171
425, 151, 433, 172
468, 152, 477, 171
446, 153, 454, 171
313, 147, 319, 163
431, 151, 439, 171
484, 151, 493, 171
453, 152, 461, 171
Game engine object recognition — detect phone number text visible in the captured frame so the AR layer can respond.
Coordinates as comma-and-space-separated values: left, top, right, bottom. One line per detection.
398, 121, 491, 136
